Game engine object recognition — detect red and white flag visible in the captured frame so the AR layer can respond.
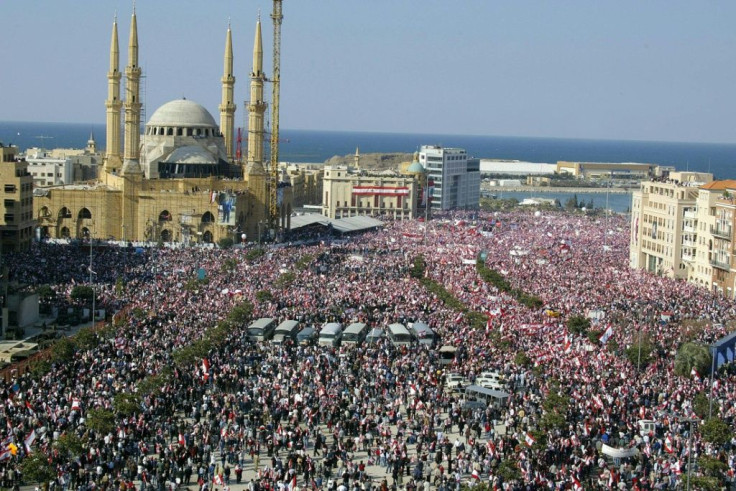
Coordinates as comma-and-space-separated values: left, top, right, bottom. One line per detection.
524, 432, 535, 447
599, 325, 614, 344
202, 358, 210, 381
23, 430, 36, 453
71, 399, 82, 412
664, 436, 674, 454
178, 433, 185, 446
690, 367, 700, 380
288, 474, 297, 491
572, 476, 583, 491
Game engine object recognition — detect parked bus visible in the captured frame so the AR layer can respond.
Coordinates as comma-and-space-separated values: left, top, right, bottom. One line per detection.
247, 317, 276, 342
271, 319, 300, 345
438, 345, 457, 366
342, 322, 368, 346
387, 323, 413, 347
318, 322, 343, 347
409, 321, 435, 346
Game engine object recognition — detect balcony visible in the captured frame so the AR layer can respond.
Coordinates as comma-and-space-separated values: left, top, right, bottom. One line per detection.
682, 253, 695, 263
711, 258, 731, 270
684, 210, 697, 219
683, 225, 696, 233
711, 225, 732, 240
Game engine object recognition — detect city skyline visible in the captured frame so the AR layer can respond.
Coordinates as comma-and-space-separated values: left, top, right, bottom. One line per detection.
2, 1, 735, 144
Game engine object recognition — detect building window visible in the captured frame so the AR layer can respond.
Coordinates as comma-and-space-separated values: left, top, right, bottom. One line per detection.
4, 185, 16, 193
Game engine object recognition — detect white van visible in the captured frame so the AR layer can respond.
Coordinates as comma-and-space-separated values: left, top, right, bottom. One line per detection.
387, 323, 413, 347
271, 319, 300, 345
247, 317, 276, 342
409, 321, 435, 347
342, 322, 368, 346
318, 322, 343, 347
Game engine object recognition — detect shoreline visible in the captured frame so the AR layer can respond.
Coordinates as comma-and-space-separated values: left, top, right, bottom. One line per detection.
484, 186, 632, 194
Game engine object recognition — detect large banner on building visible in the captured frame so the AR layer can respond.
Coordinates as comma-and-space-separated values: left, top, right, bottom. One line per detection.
352, 186, 409, 196
217, 192, 236, 226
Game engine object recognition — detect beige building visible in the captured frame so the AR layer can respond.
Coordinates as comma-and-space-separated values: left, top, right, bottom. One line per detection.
557, 161, 665, 180
321, 164, 418, 220
33, 11, 295, 244
629, 172, 712, 279
0, 144, 34, 251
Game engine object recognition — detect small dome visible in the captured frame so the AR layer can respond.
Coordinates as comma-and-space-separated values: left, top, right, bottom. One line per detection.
407, 153, 425, 174
147, 99, 218, 128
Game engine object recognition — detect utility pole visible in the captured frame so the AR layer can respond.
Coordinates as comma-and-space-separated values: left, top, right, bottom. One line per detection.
268, 0, 283, 232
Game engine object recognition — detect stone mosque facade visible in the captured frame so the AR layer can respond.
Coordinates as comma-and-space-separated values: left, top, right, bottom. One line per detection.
33, 10, 297, 245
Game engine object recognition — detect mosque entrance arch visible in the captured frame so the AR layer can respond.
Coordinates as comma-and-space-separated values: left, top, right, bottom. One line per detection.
160, 229, 172, 242
202, 230, 213, 243
59, 227, 70, 239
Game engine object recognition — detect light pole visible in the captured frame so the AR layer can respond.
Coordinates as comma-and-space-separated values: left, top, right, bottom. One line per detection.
258, 221, 264, 246
87, 232, 96, 327
683, 416, 699, 491
709, 344, 716, 419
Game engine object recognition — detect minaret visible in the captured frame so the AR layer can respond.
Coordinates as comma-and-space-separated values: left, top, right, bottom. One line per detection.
219, 23, 236, 163
104, 16, 122, 174
354, 147, 361, 172
87, 131, 97, 154
122, 7, 142, 175
246, 18, 267, 178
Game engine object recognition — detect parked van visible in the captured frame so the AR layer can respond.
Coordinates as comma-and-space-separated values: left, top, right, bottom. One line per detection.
318, 322, 343, 347
247, 317, 276, 342
296, 327, 316, 346
365, 328, 385, 345
387, 323, 413, 347
438, 345, 457, 366
342, 322, 368, 346
409, 321, 435, 347
271, 319, 300, 345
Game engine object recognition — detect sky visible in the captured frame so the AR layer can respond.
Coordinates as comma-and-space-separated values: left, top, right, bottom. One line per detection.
1, 0, 736, 144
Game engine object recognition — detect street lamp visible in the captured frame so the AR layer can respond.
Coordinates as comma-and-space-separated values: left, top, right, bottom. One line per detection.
86, 231, 97, 326
682, 416, 699, 491
709, 344, 717, 419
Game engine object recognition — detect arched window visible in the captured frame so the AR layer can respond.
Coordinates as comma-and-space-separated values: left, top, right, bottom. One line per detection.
203, 230, 213, 243
60, 227, 70, 238
58, 207, 72, 219
201, 212, 215, 223
160, 229, 172, 242
159, 210, 172, 222
39, 206, 51, 218
78, 208, 92, 220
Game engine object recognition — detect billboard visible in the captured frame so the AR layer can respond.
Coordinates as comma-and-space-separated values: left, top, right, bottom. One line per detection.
352, 186, 410, 196
217, 192, 236, 226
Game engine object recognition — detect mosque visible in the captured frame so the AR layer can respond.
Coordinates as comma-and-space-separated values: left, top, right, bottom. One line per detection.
33, 9, 294, 245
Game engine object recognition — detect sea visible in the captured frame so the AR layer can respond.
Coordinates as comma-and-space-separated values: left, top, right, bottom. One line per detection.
3, 120, 735, 213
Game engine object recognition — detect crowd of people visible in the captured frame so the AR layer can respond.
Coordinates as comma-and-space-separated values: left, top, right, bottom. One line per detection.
0, 208, 734, 491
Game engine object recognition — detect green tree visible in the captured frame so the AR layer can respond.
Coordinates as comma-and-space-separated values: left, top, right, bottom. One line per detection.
218, 237, 234, 249
410, 255, 426, 279
692, 391, 719, 420
245, 248, 266, 261
54, 432, 85, 460
36, 285, 55, 300
700, 417, 732, 446
625, 337, 654, 370
70, 285, 94, 301
75, 327, 98, 350
564, 194, 579, 210
496, 458, 522, 482
20, 453, 56, 488
256, 290, 274, 303
674, 342, 711, 378
115, 276, 125, 296
514, 351, 531, 367
50, 337, 76, 363
698, 455, 728, 479
113, 393, 141, 417
566, 315, 590, 336
85, 408, 115, 435
228, 301, 253, 326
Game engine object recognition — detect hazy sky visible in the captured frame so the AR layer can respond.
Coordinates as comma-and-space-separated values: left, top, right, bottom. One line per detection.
2, 1, 735, 143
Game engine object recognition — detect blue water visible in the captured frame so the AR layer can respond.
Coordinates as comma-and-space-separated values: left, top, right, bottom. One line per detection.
493, 190, 632, 213
2, 121, 735, 178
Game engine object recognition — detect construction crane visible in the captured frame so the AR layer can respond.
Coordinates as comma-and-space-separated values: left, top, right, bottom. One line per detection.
268, 0, 283, 230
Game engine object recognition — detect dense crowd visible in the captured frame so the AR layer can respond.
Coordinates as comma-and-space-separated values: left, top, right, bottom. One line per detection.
0, 208, 735, 491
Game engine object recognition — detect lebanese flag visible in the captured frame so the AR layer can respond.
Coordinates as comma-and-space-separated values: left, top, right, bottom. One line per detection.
563, 339, 572, 353
487, 441, 496, 458
288, 474, 297, 491
599, 325, 614, 344
524, 432, 535, 447
25, 401, 34, 415
665, 436, 674, 454
213, 474, 224, 486
178, 433, 185, 446
454, 312, 464, 324
71, 399, 82, 412
471, 469, 480, 480
23, 430, 36, 453
486, 317, 493, 332
572, 476, 583, 491
690, 367, 700, 380
202, 358, 210, 381
592, 395, 604, 409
